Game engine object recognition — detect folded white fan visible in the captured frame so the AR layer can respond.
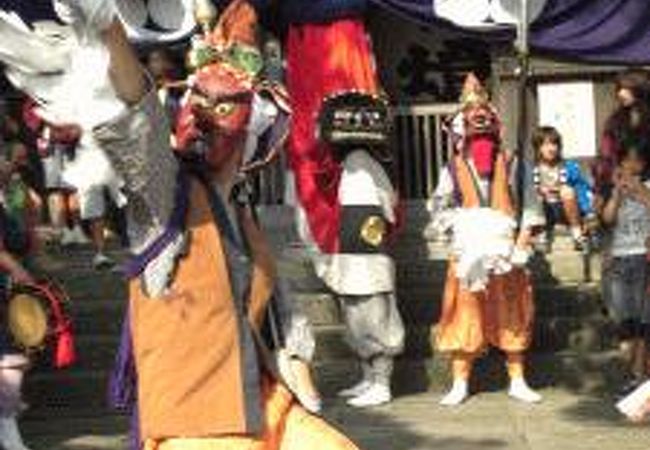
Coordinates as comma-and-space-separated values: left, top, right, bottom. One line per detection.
451, 208, 516, 292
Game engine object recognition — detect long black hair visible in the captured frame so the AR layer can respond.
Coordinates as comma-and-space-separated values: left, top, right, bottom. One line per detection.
605, 70, 650, 152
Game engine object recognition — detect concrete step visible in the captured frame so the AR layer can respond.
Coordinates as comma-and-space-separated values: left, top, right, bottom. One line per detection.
298, 283, 605, 329
26, 308, 615, 379
24, 370, 112, 412
23, 348, 629, 415
284, 249, 599, 295
21, 414, 128, 450
31, 335, 121, 373
317, 350, 630, 399
313, 316, 616, 364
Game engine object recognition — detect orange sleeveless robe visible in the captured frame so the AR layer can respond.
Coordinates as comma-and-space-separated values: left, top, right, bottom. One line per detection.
129, 179, 276, 439
130, 179, 359, 450
434, 154, 534, 354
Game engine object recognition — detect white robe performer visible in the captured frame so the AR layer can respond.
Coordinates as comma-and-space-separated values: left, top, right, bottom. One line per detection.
284, 12, 405, 407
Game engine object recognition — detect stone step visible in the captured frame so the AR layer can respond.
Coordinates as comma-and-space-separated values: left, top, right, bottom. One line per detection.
297, 254, 593, 291
23, 348, 628, 416
31, 335, 121, 373
27, 298, 613, 378
258, 200, 592, 237
60, 263, 600, 339
319, 350, 629, 399
312, 316, 616, 363
397, 284, 605, 326
284, 250, 598, 295
24, 370, 112, 412
63, 275, 126, 303
529, 251, 601, 284
71, 300, 126, 336
297, 283, 605, 328
21, 414, 128, 450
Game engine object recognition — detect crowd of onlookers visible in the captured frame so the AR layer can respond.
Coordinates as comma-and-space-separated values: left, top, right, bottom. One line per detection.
528, 70, 650, 420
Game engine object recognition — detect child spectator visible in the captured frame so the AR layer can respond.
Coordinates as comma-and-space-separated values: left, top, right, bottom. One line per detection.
532, 126, 595, 251
601, 145, 650, 392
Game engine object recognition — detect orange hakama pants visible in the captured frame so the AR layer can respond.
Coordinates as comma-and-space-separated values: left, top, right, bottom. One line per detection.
143, 379, 360, 450
434, 263, 534, 379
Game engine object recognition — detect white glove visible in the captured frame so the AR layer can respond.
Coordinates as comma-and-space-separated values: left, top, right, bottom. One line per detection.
510, 246, 531, 267
52, 0, 117, 33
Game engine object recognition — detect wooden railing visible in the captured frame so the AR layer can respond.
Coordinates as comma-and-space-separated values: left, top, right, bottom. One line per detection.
392, 103, 458, 199
253, 102, 460, 204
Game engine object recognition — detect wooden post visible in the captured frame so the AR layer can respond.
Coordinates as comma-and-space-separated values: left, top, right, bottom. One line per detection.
516, 0, 530, 224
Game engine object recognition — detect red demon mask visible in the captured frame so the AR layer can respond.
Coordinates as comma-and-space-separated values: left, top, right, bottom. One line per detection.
459, 73, 501, 178
174, 0, 261, 172
176, 64, 254, 170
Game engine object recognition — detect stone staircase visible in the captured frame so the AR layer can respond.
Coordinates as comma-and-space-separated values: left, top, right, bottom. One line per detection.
257, 201, 622, 396
22, 200, 621, 425
24, 247, 127, 420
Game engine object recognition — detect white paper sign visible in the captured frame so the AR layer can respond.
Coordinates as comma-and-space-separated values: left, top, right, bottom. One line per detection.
537, 81, 597, 158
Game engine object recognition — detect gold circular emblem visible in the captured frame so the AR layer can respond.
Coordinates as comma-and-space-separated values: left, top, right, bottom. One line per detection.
360, 215, 386, 247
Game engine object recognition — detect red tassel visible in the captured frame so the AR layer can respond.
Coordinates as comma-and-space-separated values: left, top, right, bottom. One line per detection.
54, 326, 76, 369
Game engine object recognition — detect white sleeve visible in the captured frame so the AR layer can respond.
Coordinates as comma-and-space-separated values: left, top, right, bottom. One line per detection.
428, 166, 459, 234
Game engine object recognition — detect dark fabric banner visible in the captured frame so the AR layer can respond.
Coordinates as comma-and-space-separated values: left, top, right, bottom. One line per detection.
531, 0, 650, 64
0, 0, 57, 24
3, 0, 650, 64
277, 0, 368, 25
369, 0, 650, 64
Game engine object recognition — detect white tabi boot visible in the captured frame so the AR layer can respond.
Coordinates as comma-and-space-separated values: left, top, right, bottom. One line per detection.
346, 383, 391, 408
439, 379, 469, 406
347, 356, 393, 407
508, 377, 542, 403
338, 360, 373, 398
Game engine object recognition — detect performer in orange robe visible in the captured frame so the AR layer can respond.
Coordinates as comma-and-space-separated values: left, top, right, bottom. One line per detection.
108, 2, 360, 448
430, 74, 545, 406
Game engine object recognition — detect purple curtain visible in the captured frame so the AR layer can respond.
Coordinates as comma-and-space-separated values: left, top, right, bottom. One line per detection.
7, 0, 650, 63
531, 0, 650, 64
369, 0, 650, 64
